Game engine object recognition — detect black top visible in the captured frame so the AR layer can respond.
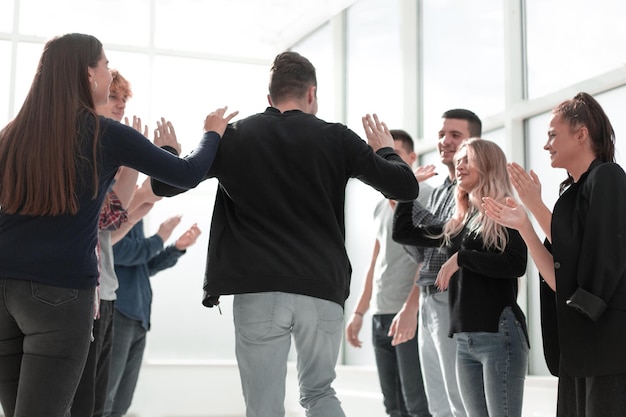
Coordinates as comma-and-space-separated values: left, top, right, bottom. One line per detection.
549, 159, 626, 377
0, 114, 220, 289
152, 107, 419, 307
393, 201, 528, 343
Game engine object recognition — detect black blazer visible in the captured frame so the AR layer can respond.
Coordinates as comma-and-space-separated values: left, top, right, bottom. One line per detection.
550, 159, 626, 377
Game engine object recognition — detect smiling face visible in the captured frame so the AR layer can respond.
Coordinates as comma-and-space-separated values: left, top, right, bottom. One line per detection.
97, 88, 128, 121
454, 145, 480, 193
438, 118, 472, 169
545, 113, 581, 171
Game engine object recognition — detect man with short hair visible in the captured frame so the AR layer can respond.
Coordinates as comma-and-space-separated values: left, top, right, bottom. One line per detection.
395, 109, 481, 417
346, 129, 433, 417
152, 51, 419, 417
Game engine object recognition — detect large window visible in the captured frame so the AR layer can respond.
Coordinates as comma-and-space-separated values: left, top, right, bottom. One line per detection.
292, 22, 338, 123
422, 0, 505, 141
526, 0, 626, 99
0, 2, 12, 31
342, 0, 408, 365
345, 0, 404, 132
18, 0, 151, 45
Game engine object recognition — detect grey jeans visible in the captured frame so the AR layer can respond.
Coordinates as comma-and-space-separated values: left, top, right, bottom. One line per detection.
233, 292, 345, 417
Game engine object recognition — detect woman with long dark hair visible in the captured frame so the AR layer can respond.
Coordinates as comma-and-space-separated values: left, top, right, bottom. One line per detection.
0, 33, 236, 417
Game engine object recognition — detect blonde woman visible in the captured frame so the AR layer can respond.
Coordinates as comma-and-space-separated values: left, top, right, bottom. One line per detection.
393, 138, 529, 417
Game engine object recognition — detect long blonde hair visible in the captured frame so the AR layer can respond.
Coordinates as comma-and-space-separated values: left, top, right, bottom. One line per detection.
442, 138, 513, 252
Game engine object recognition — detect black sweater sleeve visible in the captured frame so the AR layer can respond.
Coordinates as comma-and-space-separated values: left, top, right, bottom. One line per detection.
392, 201, 443, 247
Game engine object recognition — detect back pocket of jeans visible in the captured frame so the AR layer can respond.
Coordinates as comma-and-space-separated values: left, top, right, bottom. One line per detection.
31, 282, 79, 306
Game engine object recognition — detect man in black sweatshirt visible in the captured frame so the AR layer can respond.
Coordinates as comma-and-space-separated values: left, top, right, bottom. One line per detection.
152, 51, 418, 417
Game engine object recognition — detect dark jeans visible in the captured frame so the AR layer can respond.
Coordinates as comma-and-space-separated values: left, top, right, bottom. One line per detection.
372, 314, 431, 417
103, 310, 146, 417
557, 362, 626, 417
71, 299, 115, 417
0, 278, 95, 417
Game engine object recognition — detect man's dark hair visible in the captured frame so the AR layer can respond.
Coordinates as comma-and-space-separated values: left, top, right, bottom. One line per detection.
390, 129, 414, 153
268, 51, 317, 104
441, 109, 482, 137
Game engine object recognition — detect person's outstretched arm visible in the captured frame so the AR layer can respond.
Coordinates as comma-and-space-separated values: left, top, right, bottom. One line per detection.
392, 201, 442, 247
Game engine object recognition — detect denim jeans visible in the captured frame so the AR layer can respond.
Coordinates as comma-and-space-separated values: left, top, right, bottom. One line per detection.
455, 307, 528, 417
372, 314, 431, 417
71, 299, 115, 417
418, 289, 467, 417
233, 292, 345, 417
0, 278, 95, 417
103, 310, 146, 417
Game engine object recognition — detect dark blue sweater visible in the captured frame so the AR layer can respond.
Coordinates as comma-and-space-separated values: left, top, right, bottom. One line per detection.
113, 220, 184, 330
0, 114, 219, 289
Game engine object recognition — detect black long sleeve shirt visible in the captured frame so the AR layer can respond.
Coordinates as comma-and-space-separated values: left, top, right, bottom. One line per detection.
152, 107, 419, 307
0, 114, 219, 289
393, 201, 528, 340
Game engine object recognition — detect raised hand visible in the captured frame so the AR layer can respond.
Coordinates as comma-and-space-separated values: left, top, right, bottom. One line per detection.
361, 113, 393, 151
156, 214, 182, 243
204, 106, 239, 137
414, 164, 438, 182
154, 117, 181, 154
508, 162, 542, 210
125, 115, 149, 137
175, 223, 201, 250
482, 196, 529, 231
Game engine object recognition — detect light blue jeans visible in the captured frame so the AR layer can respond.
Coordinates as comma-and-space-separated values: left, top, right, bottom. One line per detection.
455, 307, 528, 417
233, 292, 345, 417
418, 289, 467, 417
